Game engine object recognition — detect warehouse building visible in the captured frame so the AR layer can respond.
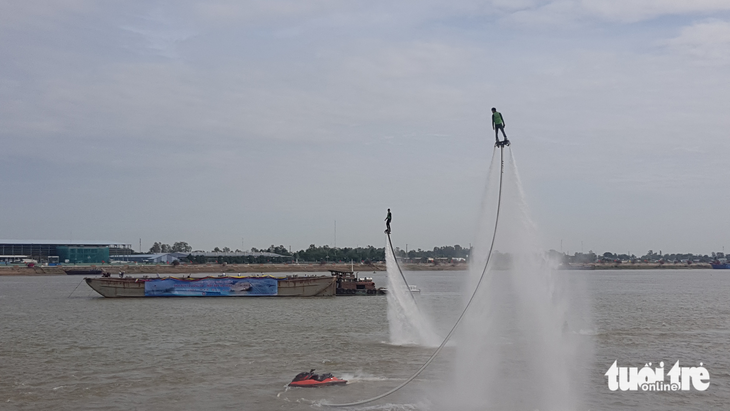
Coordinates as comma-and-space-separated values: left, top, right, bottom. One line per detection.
0, 240, 132, 264
110, 253, 189, 264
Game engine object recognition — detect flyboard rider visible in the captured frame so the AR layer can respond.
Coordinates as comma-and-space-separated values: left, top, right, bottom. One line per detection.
385, 209, 392, 234
492, 107, 510, 146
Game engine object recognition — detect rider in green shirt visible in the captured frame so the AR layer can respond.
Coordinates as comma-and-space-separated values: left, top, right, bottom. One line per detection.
491, 107, 509, 146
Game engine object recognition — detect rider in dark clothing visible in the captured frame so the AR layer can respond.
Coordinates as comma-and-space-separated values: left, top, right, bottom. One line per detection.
385, 209, 392, 234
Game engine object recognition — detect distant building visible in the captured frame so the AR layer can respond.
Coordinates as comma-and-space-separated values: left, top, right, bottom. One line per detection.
0, 240, 132, 264
110, 251, 292, 265
111, 253, 188, 264
0, 255, 27, 263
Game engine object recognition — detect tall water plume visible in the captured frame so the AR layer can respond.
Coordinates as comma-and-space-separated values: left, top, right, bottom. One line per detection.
444, 147, 592, 410
385, 237, 440, 347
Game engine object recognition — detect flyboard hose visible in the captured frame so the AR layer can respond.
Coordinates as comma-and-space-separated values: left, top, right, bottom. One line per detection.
67, 279, 85, 298
325, 145, 506, 407
386, 232, 417, 303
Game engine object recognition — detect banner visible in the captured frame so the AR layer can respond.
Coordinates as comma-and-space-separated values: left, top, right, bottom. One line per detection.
144, 277, 278, 297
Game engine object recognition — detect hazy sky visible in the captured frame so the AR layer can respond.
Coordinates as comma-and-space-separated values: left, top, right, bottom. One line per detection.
2, 1, 729, 255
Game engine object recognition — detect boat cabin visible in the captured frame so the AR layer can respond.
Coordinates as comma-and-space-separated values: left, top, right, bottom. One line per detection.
329, 270, 383, 295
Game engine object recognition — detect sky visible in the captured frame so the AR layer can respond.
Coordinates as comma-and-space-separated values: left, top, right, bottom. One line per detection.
1, 1, 729, 255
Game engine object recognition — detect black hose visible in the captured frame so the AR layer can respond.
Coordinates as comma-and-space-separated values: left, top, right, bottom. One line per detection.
386, 232, 417, 303
325, 146, 507, 407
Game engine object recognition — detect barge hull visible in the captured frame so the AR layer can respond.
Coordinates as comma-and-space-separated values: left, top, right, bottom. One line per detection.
85, 276, 336, 298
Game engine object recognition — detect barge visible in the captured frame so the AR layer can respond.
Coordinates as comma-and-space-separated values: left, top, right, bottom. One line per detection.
65, 268, 104, 275
85, 274, 336, 298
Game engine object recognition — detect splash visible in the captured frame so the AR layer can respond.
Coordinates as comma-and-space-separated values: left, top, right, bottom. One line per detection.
385, 237, 440, 347
444, 147, 592, 410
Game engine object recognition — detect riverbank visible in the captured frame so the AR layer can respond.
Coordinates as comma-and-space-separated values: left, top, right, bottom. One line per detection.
0, 261, 712, 276
0, 263, 377, 276
0, 262, 463, 276
590, 262, 711, 270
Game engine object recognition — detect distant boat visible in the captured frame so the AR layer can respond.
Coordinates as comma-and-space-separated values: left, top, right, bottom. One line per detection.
380, 284, 420, 294
65, 268, 104, 275
711, 261, 730, 269
557, 264, 594, 270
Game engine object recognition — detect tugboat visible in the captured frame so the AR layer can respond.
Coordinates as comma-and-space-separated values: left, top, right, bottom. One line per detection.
329, 270, 385, 295
288, 369, 347, 387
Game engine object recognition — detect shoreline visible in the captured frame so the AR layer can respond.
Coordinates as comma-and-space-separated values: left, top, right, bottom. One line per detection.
0, 262, 713, 276
590, 263, 711, 270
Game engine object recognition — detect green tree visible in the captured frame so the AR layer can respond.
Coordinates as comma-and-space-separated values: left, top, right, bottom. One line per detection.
172, 242, 192, 253
148, 242, 162, 253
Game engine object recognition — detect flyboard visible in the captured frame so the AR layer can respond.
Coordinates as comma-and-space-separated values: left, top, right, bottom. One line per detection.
324, 142, 510, 407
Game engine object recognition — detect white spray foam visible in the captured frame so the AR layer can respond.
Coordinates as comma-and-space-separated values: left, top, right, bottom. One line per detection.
444, 148, 592, 410
385, 237, 440, 347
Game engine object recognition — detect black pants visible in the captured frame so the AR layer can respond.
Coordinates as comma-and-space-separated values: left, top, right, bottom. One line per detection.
495, 124, 507, 141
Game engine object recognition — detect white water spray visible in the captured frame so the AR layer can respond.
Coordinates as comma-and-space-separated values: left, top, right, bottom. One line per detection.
445, 147, 592, 410
385, 237, 440, 347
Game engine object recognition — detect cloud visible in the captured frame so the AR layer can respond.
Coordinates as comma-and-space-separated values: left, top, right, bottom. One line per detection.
582, 0, 730, 23
120, 8, 197, 59
666, 19, 730, 64
506, 1, 582, 27
503, 0, 730, 27
0, 0, 96, 29
193, 0, 344, 24
2, 1, 730, 252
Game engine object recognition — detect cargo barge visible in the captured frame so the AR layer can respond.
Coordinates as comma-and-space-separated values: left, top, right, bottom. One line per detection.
85, 274, 336, 298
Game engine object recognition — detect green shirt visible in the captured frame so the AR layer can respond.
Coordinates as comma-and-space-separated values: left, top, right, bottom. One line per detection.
492, 112, 504, 126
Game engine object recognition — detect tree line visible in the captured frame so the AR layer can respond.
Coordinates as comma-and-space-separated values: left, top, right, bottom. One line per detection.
143, 241, 725, 264
147, 241, 192, 253
143, 242, 473, 263
556, 249, 725, 264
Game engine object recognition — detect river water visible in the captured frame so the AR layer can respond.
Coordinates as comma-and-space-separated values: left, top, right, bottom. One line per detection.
1, 269, 728, 410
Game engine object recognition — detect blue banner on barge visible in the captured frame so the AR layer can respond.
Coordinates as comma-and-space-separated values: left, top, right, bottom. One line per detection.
144, 277, 278, 297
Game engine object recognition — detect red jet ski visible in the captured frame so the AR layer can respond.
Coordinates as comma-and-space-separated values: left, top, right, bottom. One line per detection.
288, 369, 347, 387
